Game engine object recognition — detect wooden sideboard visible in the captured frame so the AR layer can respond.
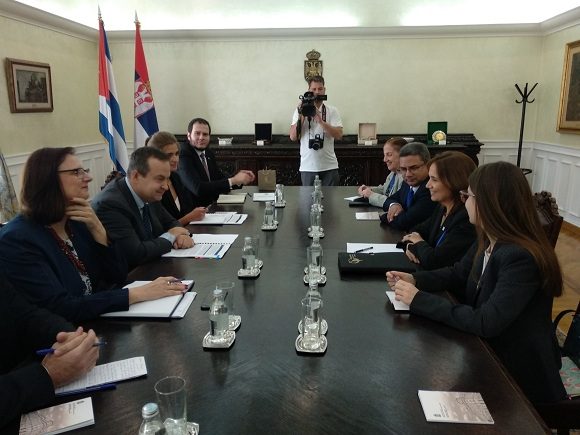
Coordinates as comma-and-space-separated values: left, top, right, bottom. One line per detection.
175, 133, 483, 186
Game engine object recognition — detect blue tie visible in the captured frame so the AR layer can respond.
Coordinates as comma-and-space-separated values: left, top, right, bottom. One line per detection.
386, 175, 396, 196
405, 187, 414, 208
142, 204, 153, 239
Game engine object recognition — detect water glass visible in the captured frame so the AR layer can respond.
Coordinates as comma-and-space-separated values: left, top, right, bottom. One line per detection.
310, 204, 321, 234
301, 296, 323, 350
312, 188, 322, 207
241, 236, 258, 271
306, 246, 323, 282
217, 281, 239, 330
275, 184, 285, 204
154, 376, 187, 435
263, 201, 275, 226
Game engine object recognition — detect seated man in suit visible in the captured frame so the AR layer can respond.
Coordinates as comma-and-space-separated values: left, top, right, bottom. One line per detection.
380, 142, 437, 231
93, 147, 193, 269
178, 117, 256, 206
1, 273, 99, 429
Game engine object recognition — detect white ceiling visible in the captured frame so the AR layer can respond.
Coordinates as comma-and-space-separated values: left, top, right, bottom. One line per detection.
9, 0, 580, 31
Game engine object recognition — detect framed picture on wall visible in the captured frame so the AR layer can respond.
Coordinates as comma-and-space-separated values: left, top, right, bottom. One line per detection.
557, 40, 580, 134
4, 58, 53, 113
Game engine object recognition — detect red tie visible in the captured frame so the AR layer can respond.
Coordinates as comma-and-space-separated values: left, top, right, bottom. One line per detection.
200, 152, 210, 180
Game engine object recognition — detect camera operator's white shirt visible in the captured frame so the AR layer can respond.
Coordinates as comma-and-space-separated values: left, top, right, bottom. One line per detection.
291, 103, 342, 172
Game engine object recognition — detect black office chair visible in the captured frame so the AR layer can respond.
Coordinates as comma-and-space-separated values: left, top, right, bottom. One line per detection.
535, 300, 580, 435
533, 191, 564, 248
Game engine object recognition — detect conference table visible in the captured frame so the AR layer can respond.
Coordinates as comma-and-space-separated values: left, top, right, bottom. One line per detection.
71, 187, 547, 434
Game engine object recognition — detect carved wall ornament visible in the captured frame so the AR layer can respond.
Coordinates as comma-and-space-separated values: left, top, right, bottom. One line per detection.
304, 49, 323, 82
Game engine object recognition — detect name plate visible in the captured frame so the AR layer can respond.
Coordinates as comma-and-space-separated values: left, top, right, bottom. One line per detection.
256, 140, 265, 146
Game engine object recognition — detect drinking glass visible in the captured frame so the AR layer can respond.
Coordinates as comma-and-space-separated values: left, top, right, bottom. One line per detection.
154, 376, 187, 435
301, 296, 323, 351
217, 281, 239, 330
310, 204, 321, 236
306, 246, 323, 283
263, 201, 275, 227
275, 184, 285, 205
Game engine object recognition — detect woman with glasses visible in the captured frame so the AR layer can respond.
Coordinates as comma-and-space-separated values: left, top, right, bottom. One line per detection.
388, 161, 566, 404
401, 151, 476, 270
146, 131, 206, 224
356, 137, 406, 207
0, 147, 187, 322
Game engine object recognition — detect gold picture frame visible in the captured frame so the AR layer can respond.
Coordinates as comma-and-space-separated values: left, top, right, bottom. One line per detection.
4, 58, 53, 113
557, 40, 580, 133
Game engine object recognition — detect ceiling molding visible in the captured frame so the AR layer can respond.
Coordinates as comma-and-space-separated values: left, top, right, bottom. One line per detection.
1, 0, 579, 44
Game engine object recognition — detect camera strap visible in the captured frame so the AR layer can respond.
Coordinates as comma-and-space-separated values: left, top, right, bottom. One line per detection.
307, 104, 326, 141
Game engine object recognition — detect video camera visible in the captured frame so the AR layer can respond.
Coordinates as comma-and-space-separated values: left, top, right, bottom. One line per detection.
298, 91, 327, 119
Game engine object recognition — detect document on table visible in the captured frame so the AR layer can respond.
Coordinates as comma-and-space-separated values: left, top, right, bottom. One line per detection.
101, 280, 195, 318
217, 193, 247, 204
162, 234, 238, 259
55, 357, 147, 395
385, 291, 410, 312
253, 192, 275, 202
346, 243, 402, 253
344, 195, 362, 201
20, 398, 94, 434
417, 390, 494, 424
189, 212, 247, 225
355, 212, 380, 220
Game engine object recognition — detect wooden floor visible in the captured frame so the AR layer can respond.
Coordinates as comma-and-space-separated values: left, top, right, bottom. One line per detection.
553, 222, 580, 332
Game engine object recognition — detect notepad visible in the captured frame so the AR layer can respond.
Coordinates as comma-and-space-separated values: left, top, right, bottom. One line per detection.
55, 357, 147, 396
20, 398, 94, 435
217, 193, 246, 204
417, 390, 494, 424
346, 243, 402, 253
385, 291, 410, 312
189, 212, 247, 225
253, 192, 275, 202
163, 234, 238, 259
355, 212, 380, 220
101, 280, 195, 318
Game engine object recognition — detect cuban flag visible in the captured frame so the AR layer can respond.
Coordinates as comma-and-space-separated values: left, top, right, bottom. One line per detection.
134, 13, 158, 148
98, 13, 128, 174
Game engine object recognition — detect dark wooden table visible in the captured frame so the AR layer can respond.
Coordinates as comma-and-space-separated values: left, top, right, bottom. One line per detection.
59, 187, 547, 434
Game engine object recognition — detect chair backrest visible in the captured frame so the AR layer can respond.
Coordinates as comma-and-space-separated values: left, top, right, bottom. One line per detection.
533, 191, 563, 248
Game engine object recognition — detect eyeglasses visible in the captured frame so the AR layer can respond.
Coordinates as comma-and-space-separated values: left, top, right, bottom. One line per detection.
58, 167, 91, 178
459, 190, 475, 202
399, 163, 425, 174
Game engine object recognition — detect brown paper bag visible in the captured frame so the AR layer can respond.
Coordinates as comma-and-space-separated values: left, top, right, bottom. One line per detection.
258, 169, 276, 191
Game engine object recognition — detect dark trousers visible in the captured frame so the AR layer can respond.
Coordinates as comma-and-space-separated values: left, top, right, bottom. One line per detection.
301, 169, 340, 186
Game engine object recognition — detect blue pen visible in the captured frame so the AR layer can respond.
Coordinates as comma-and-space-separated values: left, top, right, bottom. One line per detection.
36, 341, 107, 356
56, 383, 117, 397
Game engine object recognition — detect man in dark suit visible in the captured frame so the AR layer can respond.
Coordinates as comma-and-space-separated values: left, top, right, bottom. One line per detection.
381, 142, 437, 231
178, 117, 255, 206
0, 273, 99, 430
93, 147, 193, 269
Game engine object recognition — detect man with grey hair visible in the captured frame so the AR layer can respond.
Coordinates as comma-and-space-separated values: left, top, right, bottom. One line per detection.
380, 142, 436, 231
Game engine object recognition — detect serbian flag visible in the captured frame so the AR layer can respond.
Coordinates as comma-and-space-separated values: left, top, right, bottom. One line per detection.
98, 12, 128, 174
134, 13, 158, 148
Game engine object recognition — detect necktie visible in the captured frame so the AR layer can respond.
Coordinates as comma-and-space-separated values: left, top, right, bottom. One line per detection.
142, 203, 153, 239
386, 175, 396, 196
200, 152, 211, 180
405, 187, 414, 208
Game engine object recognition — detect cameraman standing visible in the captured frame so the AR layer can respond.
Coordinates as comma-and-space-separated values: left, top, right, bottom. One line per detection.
289, 75, 343, 186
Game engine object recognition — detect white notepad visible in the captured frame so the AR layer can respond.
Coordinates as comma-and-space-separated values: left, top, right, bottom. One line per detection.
346, 243, 402, 253
163, 234, 238, 259
55, 357, 147, 395
253, 192, 275, 202
385, 291, 410, 312
20, 398, 94, 435
217, 193, 246, 204
417, 390, 494, 424
355, 212, 380, 220
101, 280, 195, 318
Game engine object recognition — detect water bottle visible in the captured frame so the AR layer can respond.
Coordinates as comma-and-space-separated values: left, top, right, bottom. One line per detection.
313, 174, 321, 189
138, 403, 164, 435
310, 204, 321, 235
209, 289, 228, 341
263, 201, 275, 227
241, 236, 256, 270
275, 184, 284, 205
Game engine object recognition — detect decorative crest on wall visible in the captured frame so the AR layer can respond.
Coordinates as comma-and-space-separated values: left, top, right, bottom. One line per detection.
304, 49, 322, 82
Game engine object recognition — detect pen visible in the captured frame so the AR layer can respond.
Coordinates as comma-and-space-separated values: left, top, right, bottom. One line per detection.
56, 383, 117, 397
355, 247, 373, 253
36, 341, 107, 356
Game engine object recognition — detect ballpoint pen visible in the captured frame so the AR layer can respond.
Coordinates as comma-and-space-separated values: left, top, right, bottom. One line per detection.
57, 383, 117, 397
36, 341, 107, 356
355, 247, 373, 253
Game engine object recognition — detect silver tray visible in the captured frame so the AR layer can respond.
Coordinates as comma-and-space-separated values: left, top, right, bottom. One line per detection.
228, 314, 241, 331
237, 268, 260, 278
303, 274, 327, 285
298, 318, 328, 335
203, 330, 235, 349
274, 200, 286, 208
304, 266, 326, 275
295, 334, 327, 354
261, 223, 278, 231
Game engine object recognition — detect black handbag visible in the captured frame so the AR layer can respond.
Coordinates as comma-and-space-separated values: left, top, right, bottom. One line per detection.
554, 300, 580, 368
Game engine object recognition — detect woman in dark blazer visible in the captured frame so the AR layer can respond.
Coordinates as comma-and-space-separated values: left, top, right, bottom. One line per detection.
388, 161, 566, 404
146, 131, 206, 225
0, 148, 187, 322
402, 151, 476, 270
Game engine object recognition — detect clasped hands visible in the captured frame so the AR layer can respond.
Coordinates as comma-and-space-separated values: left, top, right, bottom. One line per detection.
401, 232, 424, 263
386, 271, 419, 306
168, 227, 193, 249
